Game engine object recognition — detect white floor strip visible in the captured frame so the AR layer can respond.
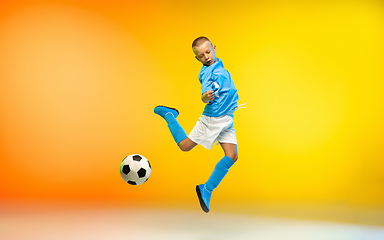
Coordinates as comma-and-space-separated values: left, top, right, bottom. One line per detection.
1, 208, 384, 240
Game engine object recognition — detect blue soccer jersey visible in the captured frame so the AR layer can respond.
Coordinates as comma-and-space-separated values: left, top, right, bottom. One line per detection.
199, 58, 239, 117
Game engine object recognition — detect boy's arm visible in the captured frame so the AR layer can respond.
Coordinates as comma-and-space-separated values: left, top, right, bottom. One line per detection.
201, 90, 214, 103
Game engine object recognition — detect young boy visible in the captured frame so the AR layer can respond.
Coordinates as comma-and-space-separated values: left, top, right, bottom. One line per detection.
154, 36, 239, 213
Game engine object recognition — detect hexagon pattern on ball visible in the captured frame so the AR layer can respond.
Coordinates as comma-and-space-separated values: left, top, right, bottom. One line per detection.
122, 165, 131, 175
127, 181, 137, 185
137, 168, 146, 178
132, 155, 142, 161
120, 154, 151, 185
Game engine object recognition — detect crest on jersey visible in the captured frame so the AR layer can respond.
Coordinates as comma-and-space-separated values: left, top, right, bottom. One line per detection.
212, 82, 220, 98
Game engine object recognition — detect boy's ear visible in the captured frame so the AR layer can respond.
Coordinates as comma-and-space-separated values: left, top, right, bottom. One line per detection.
213, 45, 217, 53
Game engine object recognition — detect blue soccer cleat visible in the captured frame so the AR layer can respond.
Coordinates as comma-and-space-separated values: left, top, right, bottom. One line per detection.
154, 105, 179, 118
196, 184, 212, 213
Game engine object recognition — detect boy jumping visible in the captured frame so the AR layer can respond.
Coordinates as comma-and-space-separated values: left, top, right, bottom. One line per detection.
154, 36, 239, 213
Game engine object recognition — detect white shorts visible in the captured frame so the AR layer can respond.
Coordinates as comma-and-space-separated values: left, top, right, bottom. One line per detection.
188, 114, 237, 149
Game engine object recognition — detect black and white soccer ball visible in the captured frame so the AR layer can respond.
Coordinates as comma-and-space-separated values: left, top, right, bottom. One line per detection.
120, 154, 151, 185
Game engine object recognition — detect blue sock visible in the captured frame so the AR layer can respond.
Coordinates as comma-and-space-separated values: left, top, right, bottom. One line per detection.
164, 113, 187, 144
205, 156, 235, 192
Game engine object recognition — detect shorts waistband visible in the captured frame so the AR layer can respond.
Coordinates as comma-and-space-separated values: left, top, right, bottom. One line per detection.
202, 113, 234, 118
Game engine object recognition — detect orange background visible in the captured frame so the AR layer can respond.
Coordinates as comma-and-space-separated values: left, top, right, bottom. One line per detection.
1, 0, 384, 223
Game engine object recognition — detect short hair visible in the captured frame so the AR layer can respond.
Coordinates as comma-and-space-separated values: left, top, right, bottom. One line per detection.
192, 36, 212, 49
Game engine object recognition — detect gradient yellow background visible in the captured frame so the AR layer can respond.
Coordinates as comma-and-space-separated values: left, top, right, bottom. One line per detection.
1, 0, 383, 224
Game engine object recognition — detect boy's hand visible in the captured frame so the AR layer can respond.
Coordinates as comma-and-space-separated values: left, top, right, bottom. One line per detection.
202, 90, 214, 103
206, 90, 214, 101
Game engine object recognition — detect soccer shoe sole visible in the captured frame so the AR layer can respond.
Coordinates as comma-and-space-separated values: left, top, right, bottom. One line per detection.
196, 185, 210, 213
154, 105, 180, 118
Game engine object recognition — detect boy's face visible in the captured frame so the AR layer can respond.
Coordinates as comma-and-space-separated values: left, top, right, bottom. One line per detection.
193, 41, 217, 66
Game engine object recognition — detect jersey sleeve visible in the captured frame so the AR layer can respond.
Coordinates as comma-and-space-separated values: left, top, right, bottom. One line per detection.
201, 76, 214, 94
201, 73, 221, 94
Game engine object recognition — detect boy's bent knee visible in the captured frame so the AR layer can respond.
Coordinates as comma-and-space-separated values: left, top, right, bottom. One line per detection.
179, 145, 191, 152
178, 138, 195, 152
227, 153, 238, 162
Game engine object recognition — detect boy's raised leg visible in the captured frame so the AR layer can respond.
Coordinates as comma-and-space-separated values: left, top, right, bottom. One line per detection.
154, 105, 187, 145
